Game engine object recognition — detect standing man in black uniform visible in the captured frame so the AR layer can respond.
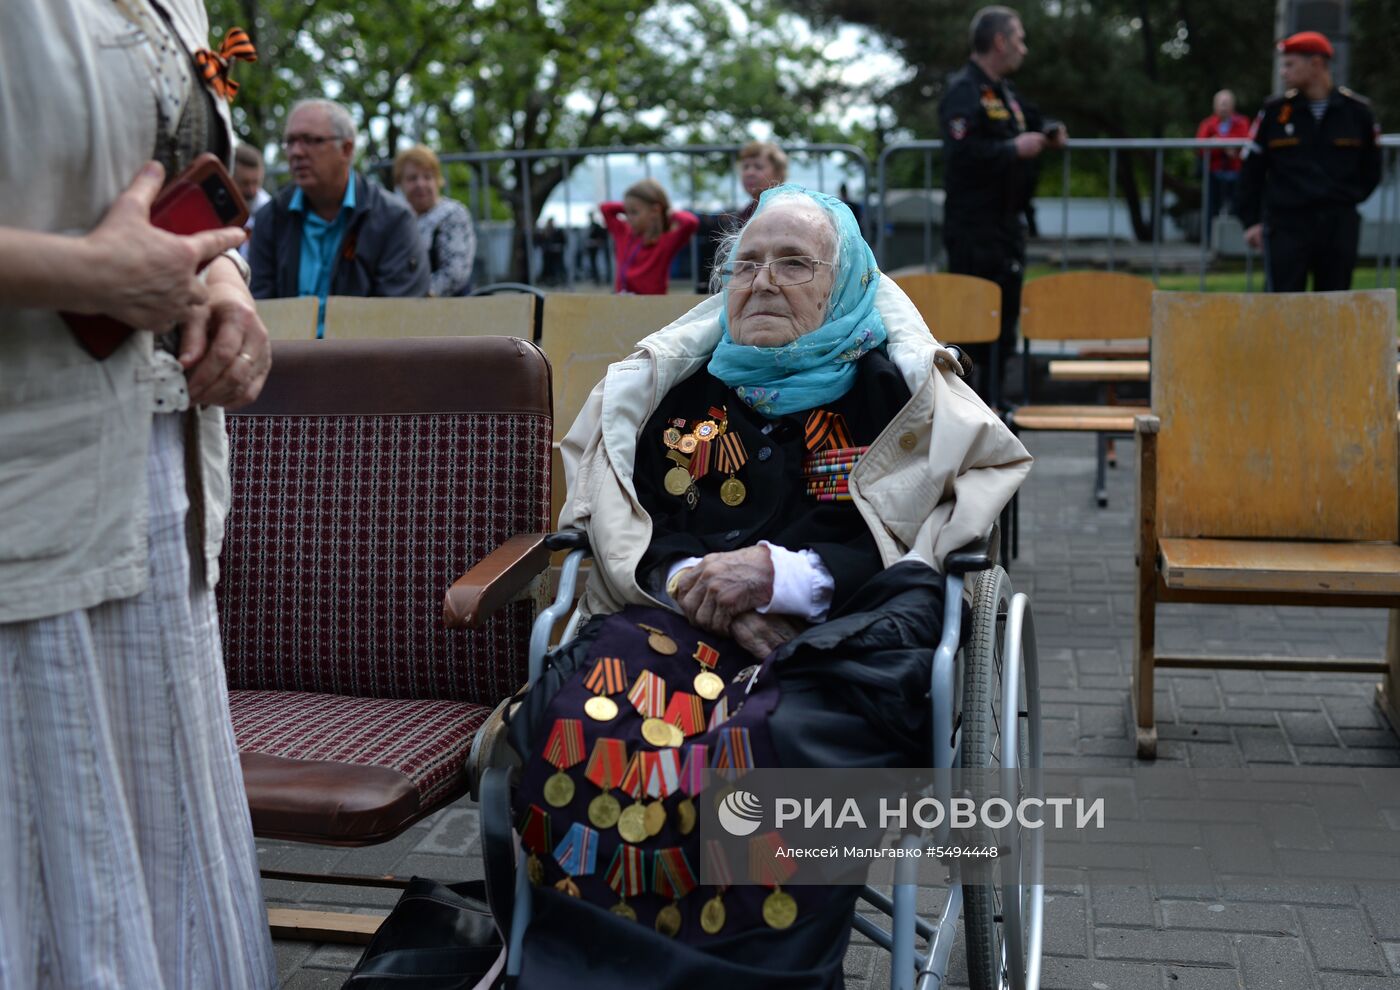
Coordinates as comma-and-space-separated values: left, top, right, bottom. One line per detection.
1239, 31, 1382, 292
939, 5, 1066, 405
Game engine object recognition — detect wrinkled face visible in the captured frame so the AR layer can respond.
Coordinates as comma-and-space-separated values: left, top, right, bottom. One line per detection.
283, 105, 353, 200
998, 18, 1028, 74
623, 195, 662, 235
1280, 53, 1324, 90
1213, 91, 1235, 118
740, 155, 779, 198
233, 162, 264, 203
399, 163, 440, 215
726, 202, 837, 348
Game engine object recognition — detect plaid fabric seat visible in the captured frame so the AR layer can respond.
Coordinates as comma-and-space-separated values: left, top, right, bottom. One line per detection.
230, 691, 491, 843
218, 336, 551, 845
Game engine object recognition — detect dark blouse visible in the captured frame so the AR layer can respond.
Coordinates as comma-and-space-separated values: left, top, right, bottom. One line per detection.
635, 349, 913, 613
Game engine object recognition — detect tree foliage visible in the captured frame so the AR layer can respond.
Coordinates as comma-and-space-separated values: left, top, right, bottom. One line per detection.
205, 0, 860, 274
1352, 0, 1400, 126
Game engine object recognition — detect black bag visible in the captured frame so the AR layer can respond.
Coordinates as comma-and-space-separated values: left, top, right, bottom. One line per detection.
342, 877, 505, 989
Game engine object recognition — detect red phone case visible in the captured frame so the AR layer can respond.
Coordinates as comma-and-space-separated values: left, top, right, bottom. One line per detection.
63, 154, 249, 360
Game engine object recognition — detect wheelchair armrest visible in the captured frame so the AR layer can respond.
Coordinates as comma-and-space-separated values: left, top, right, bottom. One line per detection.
443, 532, 553, 629
944, 534, 996, 576
544, 529, 592, 554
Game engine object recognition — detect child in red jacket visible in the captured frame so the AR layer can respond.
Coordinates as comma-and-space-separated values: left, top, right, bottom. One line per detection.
600, 179, 699, 295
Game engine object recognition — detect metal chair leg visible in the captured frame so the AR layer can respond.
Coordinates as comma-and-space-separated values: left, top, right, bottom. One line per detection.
1094, 433, 1109, 508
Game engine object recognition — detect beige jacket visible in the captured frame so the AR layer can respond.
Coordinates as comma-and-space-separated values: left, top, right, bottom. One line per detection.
559, 279, 1034, 619
0, 0, 233, 622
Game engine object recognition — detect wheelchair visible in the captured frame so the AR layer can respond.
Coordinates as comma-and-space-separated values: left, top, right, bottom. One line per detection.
476, 527, 1043, 990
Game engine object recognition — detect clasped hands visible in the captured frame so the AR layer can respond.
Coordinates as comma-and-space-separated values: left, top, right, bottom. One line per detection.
670, 545, 808, 659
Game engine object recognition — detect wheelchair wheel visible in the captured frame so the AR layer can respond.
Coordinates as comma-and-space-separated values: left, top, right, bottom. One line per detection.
960, 565, 1032, 990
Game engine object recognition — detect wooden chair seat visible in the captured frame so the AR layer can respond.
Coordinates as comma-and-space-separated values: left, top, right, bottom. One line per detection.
1074, 343, 1150, 360
1010, 404, 1142, 432
1158, 538, 1400, 596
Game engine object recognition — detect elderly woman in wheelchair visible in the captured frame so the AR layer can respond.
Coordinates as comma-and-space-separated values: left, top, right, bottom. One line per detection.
488, 185, 1035, 989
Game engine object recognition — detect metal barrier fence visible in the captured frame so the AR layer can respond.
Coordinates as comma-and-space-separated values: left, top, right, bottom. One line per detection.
876, 136, 1400, 291
368, 143, 872, 288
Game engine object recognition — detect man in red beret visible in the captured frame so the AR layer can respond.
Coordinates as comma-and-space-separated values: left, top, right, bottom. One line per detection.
1238, 31, 1381, 291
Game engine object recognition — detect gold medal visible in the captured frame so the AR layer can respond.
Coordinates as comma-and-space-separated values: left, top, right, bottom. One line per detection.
693, 670, 724, 701
584, 695, 618, 722
665, 723, 685, 748
527, 854, 544, 886
763, 889, 798, 930
611, 900, 637, 921
588, 792, 621, 830
676, 798, 697, 835
719, 477, 746, 506
555, 877, 580, 898
700, 895, 727, 934
655, 903, 682, 938
638, 624, 678, 655
617, 802, 649, 844
662, 427, 683, 449
642, 717, 675, 747
664, 466, 691, 496
644, 800, 666, 837
678, 434, 699, 454
543, 771, 575, 807
692, 420, 719, 441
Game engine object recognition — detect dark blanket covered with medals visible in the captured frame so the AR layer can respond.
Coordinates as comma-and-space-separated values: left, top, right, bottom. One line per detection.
505, 351, 950, 988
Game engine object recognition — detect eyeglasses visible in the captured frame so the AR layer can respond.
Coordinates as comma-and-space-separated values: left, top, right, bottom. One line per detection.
718, 256, 830, 288
282, 133, 339, 151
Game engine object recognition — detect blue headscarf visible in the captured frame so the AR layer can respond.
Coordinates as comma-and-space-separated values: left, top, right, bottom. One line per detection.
706, 183, 886, 417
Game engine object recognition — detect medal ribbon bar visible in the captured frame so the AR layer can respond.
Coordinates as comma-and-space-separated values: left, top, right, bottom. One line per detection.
627, 669, 667, 719
543, 718, 586, 769
584, 737, 627, 791
552, 821, 599, 877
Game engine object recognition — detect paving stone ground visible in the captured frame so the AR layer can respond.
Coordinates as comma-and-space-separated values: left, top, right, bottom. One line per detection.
270, 431, 1400, 989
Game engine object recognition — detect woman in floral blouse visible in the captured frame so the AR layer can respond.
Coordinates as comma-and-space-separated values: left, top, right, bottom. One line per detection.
394, 144, 477, 296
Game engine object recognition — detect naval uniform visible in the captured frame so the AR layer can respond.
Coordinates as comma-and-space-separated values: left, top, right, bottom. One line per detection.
505, 351, 950, 988
1238, 86, 1381, 291
939, 59, 1043, 402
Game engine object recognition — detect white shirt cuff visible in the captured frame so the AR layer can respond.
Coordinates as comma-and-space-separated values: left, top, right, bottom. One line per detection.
665, 556, 705, 600
756, 541, 834, 623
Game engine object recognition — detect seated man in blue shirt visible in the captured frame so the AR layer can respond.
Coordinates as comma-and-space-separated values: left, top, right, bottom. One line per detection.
249, 98, 428, 335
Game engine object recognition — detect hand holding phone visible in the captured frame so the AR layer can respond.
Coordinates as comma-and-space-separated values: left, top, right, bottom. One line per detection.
63, 156, 250, 359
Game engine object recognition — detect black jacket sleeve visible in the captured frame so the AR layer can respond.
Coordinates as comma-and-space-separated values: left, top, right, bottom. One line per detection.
939, 78, 1017, 171
248, 199, 278, 299
1236, 111, 1268, 229
1359, 103, 1383, 202
372, 202, 431, 297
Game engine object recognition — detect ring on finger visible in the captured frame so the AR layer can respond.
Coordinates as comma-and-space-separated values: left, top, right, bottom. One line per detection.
237, 351, 254, 363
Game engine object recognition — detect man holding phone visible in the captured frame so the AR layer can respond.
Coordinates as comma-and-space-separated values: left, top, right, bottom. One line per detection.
939, 5, 1066, 406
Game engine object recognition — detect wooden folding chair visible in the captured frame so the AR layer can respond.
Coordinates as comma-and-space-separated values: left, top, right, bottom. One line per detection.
539, 292, 709, 527
255, 296, 318, 340
1011, 271, 1155, 507
322, 294, 537, 341
893, 273, 1002, 406
1134, 289, 1400, 758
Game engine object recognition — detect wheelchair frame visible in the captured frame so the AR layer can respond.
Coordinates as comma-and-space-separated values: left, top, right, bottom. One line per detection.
481, 536, 1043, 990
